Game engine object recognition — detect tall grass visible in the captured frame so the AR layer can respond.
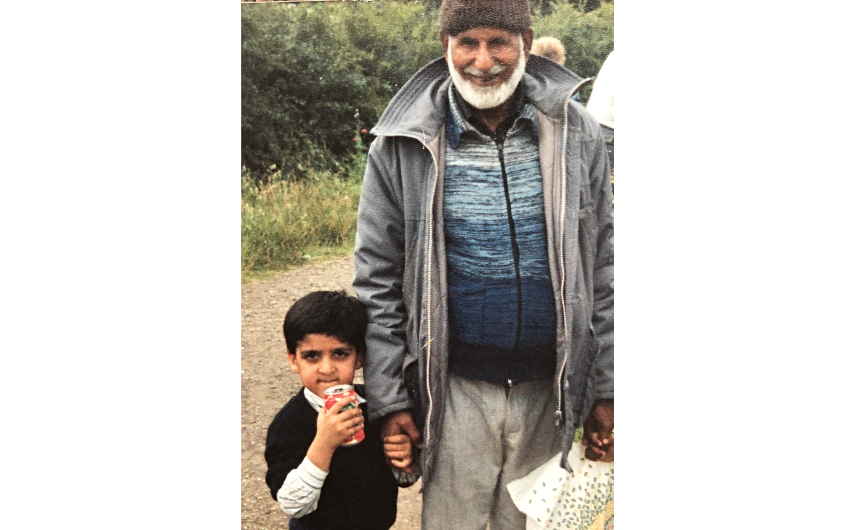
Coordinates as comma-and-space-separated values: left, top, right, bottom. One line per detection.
241, 164, 363, 275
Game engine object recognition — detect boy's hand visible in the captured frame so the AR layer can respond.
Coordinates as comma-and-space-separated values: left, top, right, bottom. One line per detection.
316, 396, 365, 451
383, 434, 415, 473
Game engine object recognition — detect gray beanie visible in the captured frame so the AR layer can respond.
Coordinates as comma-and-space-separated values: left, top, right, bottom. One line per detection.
439, 0, 532, 36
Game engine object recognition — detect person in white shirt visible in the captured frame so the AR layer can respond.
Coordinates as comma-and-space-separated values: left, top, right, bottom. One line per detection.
587, 50, 615, 177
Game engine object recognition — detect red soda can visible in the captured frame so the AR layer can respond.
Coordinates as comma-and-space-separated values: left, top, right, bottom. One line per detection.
323, 384, 365, 445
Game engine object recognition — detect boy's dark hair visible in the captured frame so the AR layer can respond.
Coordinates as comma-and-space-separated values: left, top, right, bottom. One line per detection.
283, 290, 368, 355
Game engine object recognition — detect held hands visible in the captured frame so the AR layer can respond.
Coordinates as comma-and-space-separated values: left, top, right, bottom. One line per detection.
316, 396, 365, 451
383, 434, 414, 471
581, 398, 614, 462
380, 410, 422, 474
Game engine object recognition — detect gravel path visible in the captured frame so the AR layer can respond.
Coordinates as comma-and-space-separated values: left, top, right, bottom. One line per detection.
241, 255, 422, 530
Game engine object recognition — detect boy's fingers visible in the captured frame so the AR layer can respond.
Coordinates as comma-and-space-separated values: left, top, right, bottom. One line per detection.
383, 434, 410, 444
327, 396, 355, 415
384, 447, 411, 458
389, 458, 412, 470
332, 406, 362, 425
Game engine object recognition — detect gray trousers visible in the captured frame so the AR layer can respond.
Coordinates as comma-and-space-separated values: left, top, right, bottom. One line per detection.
421, 374, 561, 530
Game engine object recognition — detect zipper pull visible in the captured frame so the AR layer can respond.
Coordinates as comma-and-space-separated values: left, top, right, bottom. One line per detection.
554, 409, 562, 427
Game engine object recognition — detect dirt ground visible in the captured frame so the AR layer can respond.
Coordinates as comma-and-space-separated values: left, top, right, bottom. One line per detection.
241, 255, 422, 530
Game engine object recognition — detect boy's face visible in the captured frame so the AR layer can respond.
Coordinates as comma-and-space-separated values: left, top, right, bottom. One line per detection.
288, 333, 363, 399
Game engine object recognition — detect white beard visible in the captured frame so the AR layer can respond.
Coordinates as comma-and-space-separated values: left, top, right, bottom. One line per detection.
448, 36, 526, 110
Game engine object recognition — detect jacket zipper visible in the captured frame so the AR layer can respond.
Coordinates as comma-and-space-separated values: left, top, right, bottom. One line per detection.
555, 88, 576, 427
424, 140, 439, 448
496, 139, 522, 388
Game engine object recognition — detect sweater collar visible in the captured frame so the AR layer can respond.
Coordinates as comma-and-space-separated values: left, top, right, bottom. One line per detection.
446, 82, 537, 149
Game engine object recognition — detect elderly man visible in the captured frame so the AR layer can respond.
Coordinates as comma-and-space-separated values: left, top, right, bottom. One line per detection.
353, 0, 614, 528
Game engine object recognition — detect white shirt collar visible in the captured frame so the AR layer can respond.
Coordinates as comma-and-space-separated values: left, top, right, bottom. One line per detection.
303, 387, 366, 412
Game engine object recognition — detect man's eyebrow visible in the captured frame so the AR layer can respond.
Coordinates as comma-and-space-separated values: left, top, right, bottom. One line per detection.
458, 36, 479, 45
488, 37, 510, 45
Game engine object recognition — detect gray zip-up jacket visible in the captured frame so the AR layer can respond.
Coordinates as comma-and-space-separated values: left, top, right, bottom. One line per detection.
353, 55, 613, 474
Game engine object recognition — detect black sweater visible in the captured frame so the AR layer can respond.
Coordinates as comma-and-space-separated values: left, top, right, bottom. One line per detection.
264, 385, 398, 530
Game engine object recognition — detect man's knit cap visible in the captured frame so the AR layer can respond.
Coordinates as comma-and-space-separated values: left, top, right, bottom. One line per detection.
439, 0, 532, 36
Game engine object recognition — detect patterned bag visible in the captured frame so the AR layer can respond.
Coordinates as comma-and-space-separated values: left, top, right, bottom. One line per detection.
506, 442, 614, 530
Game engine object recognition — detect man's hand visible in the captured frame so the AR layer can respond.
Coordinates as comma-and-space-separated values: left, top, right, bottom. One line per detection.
582, 399, 614, 462
380, 410, 422, 474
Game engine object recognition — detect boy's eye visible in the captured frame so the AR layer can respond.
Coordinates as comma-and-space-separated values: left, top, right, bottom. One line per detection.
333, 350, 353, 358
301, 352, 319, 360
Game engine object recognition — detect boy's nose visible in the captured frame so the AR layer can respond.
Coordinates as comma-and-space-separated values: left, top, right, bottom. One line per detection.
319, 358, 335, 374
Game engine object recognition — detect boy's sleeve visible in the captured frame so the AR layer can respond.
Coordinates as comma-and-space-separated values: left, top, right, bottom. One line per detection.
276, 457, 328, 517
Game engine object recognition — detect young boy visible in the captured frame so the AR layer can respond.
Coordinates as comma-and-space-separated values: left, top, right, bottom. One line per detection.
265, 291, 416, 530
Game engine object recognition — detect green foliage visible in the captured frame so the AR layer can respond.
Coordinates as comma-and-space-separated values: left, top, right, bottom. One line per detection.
242, 2, 441, 181
241, 165, 363, 273
532, 1, 614, 103
241, 1, 613, 273
242, 1, 613, 181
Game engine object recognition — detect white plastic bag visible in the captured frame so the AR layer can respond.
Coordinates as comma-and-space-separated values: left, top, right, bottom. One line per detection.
506, 442, 614, 530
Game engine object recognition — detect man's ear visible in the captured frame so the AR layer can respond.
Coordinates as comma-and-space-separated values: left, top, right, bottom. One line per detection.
440, 31, 450, 61
287, 351, 300, 374
522, 28, 534, 63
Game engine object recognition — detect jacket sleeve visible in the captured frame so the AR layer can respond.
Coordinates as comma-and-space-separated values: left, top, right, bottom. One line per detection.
353, 137, 414, 421
589, 126, 614, 400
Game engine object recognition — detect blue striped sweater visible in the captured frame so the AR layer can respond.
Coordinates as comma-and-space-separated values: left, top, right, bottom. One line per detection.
443, 84, 557, 385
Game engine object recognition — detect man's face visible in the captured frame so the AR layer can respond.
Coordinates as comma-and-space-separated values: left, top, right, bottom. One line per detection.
287, 333, 363, 398
442, 26, 533, 110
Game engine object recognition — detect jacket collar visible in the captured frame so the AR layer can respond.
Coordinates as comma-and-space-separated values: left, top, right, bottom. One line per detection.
371, 54, 583, 142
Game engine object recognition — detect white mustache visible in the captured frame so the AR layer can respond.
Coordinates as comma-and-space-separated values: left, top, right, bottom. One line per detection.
462, 64, 506, 78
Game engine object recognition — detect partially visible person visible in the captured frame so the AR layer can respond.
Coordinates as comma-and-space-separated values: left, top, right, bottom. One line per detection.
264, 291, 416, 530
587, 50, 615, 179
531, 35, 591, 103
531, 36, 565, 65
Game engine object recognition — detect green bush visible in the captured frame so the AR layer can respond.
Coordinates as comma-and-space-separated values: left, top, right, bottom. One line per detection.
242, 2, 441, 181
243, 1, 613, 182
241, 1, 613, 274
241, 166, 364, 272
